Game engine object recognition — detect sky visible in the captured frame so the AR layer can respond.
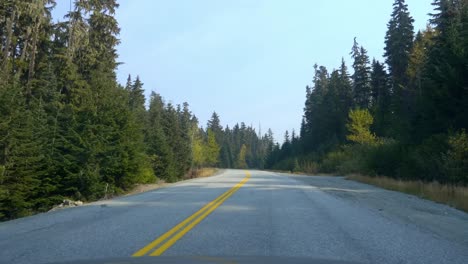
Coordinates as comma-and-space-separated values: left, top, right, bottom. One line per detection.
52, 0, 434, 143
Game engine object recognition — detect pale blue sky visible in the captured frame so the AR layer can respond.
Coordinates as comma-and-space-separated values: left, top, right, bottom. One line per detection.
53, 0, 433, 142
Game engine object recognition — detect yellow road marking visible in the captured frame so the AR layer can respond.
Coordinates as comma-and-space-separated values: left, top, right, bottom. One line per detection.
150, 175, 249, 256
132, 171, 251, 257
132, 187, 236, 257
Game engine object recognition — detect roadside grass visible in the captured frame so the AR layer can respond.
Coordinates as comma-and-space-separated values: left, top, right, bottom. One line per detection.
186, 167, 219, 178
266, 169, 336, 177
129, 167, 220, 195
347, 174, 468, 213
36, 168, 221, 216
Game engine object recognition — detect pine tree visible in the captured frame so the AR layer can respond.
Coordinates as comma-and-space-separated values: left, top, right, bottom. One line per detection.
303, 65, 329, 152
220, 125, 234, 168
337, 59, 354, 141
384, 0, 415, 87
207, 112, 223, 143
384, 0, 415, 140
350, 38, 371, 109
176, 102, 194, 175
129, 76, 146, 114
370, 59, 392, 137
0, 81, 43, 219
417, 0, 467, 137
146, 92, 177, 181
408, 27, 436, 97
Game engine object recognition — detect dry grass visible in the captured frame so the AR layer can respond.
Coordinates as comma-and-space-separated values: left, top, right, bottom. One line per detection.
347, 174, 468, 213
127, 168, 219, 195
125, 182, 168, 196
265, 169, 336, 177
195, 168, 219, 178
186, 168, 219, 179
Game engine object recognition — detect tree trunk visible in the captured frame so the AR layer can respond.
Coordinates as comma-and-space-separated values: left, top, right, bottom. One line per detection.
27, 22, 40, 84
1, 9, 16, 73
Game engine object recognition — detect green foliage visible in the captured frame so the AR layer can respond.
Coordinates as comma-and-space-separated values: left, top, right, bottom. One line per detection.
205, 129, 220, 166
192, 133, 206, 168
291, 158, 300, 173
384, 0, 414, 86
0, 1, 275, 221
363, 139, 404, 176
146, 92, 177, 182
346, 109, 376, 144
443, 130, 468, 185
320, 148, 351, 174
370, 60, 392, 137
397, 136, 445, 182
237, 144, 248, 169
265, 0, 468, 190
351, 39, 372, 109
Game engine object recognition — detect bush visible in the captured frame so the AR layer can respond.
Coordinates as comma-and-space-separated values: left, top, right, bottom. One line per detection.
299, 159, 319, 174
320, 148, 349, 173
272, 158, 295, 172
400, 134, 448, 182
338, 145, 371, 174
320, 140, 404, 177
319, 145, 369, 174
443, 130, 468, 185
364, 139, 404, 177
292, 158, 300, 173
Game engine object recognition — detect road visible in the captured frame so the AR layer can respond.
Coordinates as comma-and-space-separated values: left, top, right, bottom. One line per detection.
1, 170, 467, 264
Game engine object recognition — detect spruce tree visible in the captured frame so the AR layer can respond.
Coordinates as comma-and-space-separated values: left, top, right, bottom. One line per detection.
418, 0, 467, 137
146, 92, 176, 181
370, 60, 392, 137
350, 38, 371, 109
384, 0, 415, 87
384, 0, 415, 140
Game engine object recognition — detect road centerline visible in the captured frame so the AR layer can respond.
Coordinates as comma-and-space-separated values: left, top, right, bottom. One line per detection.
132, 171, 251, 257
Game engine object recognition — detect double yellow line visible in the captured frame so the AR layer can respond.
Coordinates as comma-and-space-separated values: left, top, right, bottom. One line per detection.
132, 171, 251, 257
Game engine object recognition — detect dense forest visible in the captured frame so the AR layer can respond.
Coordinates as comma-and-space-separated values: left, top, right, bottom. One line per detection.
0, 1, 273, 221
268, 0, 468, 186
2, 0, 467, 221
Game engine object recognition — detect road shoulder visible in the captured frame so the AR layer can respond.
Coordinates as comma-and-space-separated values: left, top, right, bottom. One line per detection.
277, 172, 468, 247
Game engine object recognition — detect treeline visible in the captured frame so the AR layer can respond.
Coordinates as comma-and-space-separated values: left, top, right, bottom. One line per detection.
0, 1, 271, 221
201, 112, 275, 170
268, 0, 468, 186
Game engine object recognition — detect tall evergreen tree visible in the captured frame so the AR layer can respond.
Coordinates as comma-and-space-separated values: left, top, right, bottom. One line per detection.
417, 0, 467, 137
384, 0, 415, 87
303, 64, 329, 152
370, 59, 392, 136
146, 92, 176, 181
350, 38, 372, 109
207, 112, 223, 142
129, 76, 146, 114
384, 0, 415, 140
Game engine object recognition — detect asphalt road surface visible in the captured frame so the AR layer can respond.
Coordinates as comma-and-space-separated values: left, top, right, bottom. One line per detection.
1, 170, 467, 264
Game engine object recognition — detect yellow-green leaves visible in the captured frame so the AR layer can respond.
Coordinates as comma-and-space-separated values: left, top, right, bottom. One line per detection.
205, 129, 220, 166
346, 109, 376, 145
237, 144, 247, 169
192, 136, 205, 168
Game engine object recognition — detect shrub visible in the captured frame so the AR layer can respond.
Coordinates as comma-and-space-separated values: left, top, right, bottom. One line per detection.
364, 139, 404, 177
320, 149, 349, 173
400, 134, 448, 182
299, 159, 319, 174
443, 130, 468, 185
